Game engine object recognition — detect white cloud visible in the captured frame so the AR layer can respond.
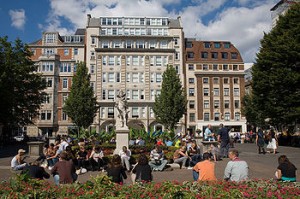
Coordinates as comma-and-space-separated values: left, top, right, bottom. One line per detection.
9, 9, 26, 30
42, 0, 279, 62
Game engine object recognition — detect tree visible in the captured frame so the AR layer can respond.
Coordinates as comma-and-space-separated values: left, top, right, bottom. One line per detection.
0, 37, 46, 129
153, 65, 187, 131
251, 3, 300, 130
63, 62, 98, 135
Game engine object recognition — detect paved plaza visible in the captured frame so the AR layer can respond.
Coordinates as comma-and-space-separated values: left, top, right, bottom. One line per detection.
0, 142, 299, 184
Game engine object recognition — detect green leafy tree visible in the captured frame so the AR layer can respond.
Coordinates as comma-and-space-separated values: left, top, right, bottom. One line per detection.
0, 37, 46, 129
153, 65, 187, 131
251, 3, 300, 129
63, 62, 98, 135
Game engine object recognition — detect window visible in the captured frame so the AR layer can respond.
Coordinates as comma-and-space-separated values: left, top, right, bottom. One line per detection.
213, 64, 218, 71
62, 78, 68, 88
64, 48, 69, 56
235, 112, 240, 121
201, 52, 208, 58
132, 90, 139, 100
214, 112, 220, 121
90, 51, 95, 60
214, 100, 220, 109
62, 112, 67, 121
189, 88, 195, 96
174, 38, 178, 45
44, 93, 52, 104
62, 93, 68, 105
108, 56, 114, 66
214, 42, 221, 48
74, 48, 78, 55
44, 48, 55, 55
234, 88, 239, 96
222, 52, 228, 59
108, 73, 115, 82
213, 78, 219, 84
102, 40, 109, 48
203, 78, 209, 84
102, 73, 106, 82
102, 56, 107, 65
189, 101, 195, 109
224, 42, 230, 48
132, 73, 139, 83
45, 33, 55, 43
187, 52, 194, 59
140, 90, 144, 100
136, 41, 145, 48
203, 88, 209, 96
231, 52, 238, 59
60, 63, 71, 72
233, 65, 238, 71
234, 100, 240, 108
132, 107, 139, 118
186, 42, 193, 48
188, 64, 194, 70
204, 113, 210, 121
189, 113, 195, 122
113, 40, 121, 48
224, 100, 230, 109
234, 78, 239, 84
41, 110, 52, 120
126, 40, 132, 48
126, 56, 131, 66
204, 100, 209, 109
189, 78, 194, 84
223, 64, 228, 70
102, 90, 106, 100
224, 88, 229, 96
156, 73, 162, 82
108, 108, 114, 118
42, 62, 54, 72
90, 64, 95, 74
132, 56, 139, 66
214, 88, 219, 96
160, 40, 168, 49
203, 64, 209, 70
224, 112, 230, 121
156, 56, 162, 66
211, 52, 218, 59
175, 52, 180, 60
108, 90, 114, 99
204, 42, 210, 48
139, 73, 144, 83
91, 37, 95, 45
224, 78, 229, 84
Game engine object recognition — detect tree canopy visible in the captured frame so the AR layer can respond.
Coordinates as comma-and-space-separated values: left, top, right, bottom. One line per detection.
0, 37, 46, 128
153, 65, 187, 131
63, 62, 98, 131
250, 3, 300, 129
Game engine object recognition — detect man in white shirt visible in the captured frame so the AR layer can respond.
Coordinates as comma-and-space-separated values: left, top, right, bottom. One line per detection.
119, 146, 131, 171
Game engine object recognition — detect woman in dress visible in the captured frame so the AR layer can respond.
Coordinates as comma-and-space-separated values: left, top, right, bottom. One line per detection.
267, 129, 278, 154
256, 128, 266, 154
276, 155, 297, 182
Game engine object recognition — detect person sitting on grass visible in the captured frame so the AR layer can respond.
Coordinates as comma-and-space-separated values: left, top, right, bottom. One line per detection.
275, 155, 297, 182
106, 154, 127, 184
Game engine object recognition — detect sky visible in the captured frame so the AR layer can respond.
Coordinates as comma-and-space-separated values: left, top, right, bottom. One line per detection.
0, 0, 279, 63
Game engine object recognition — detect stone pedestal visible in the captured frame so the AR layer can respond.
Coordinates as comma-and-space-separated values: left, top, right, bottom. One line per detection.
27, 141, 44, 157
114, 129, 129, 155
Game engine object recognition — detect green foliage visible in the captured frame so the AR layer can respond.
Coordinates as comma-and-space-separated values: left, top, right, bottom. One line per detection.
153, 65, 187, 131
1, 176, 299, 198
63, 62, 98, 132
250, 3, 300, 129
0, 37, 46, 128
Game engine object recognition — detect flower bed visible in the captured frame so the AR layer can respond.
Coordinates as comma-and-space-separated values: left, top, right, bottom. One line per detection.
1, 174, 299, 198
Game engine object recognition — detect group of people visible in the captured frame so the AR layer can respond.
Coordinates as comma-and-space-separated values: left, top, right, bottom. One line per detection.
256, 128, 279, 154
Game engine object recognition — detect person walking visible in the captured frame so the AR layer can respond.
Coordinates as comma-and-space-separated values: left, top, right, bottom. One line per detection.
224, 149, 249, 182
267, 128, 278, 154
256, 128, 266, 154
217, 124, 230, 158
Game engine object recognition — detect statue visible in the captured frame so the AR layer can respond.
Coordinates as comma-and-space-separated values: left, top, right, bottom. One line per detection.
115, 90, 129, 128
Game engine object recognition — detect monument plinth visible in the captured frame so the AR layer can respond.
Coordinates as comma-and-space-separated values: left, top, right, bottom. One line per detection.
114, 90, 130, 154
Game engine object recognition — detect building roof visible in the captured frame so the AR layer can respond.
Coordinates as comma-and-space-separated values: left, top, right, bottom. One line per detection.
75, 28, 85, 35
271, 0, 300, 11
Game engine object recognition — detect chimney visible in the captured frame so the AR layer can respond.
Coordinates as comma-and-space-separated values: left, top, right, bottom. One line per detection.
87, 14, 91, 26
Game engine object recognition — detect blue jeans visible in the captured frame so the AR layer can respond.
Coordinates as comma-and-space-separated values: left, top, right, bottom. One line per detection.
53, 173, 78, 186
193, 170, 199, 181
149, 159, 168, 171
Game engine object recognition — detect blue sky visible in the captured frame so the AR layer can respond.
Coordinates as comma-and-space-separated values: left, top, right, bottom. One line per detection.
0, 0, 278, 63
